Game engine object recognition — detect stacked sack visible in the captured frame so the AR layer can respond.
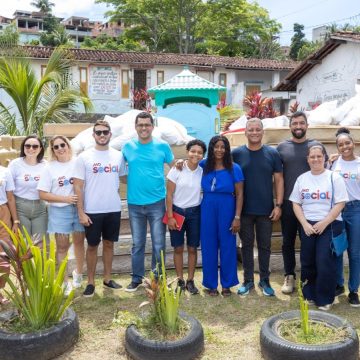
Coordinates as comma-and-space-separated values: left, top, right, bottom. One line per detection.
71, 110, 194, 155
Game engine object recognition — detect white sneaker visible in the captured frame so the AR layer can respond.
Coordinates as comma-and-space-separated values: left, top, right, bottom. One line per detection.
72, 270, 83, 289
281, 275, 295, 294
318, 303, 332, 311
64, 282, 73, 297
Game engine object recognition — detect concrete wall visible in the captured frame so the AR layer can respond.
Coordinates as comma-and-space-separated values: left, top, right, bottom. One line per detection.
297, 42, 360, 109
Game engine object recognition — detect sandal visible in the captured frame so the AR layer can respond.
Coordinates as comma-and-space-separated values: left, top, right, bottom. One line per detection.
221, 288, 232, 297
207, 288, 219, 297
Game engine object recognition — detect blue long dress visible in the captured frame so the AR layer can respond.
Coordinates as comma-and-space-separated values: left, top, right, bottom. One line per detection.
200, 161, 244, 289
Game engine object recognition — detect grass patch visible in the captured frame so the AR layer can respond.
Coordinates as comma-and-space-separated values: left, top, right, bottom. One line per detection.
278, 319, 351, 345
0, 316, 56, 334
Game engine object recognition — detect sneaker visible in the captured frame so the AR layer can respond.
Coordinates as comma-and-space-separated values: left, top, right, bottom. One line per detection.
176, 279, 186, 293
125, 281, 142, 292
185, 279, 199, 295
64, 282, 73, 297
83, 284, 95, 298
348, 292, 360, 307
72, 270, 83, 289
318, 303, 332, 311
237, 281, 254, 296
281, 275, 295, 294
103, 280, 122, 289
258, 279, 275, 297
306, 299, 315, 305
335, 285, 345, 297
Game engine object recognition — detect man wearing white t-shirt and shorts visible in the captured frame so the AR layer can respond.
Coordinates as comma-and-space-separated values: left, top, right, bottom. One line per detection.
73, 120, 127, 297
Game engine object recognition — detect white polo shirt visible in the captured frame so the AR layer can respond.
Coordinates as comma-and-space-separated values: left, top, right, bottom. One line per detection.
167, 161, 203, 209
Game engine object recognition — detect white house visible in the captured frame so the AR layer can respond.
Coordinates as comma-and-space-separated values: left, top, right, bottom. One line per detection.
275, 32, 360, 109
0, 46, 297, 118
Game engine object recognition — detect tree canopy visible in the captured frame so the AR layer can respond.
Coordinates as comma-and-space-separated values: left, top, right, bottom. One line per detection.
289, 23, 306, 60
95, 0, 282, 57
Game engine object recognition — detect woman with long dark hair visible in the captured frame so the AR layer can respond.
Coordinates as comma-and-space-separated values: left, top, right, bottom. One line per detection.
200, 135, 244, 296
8, 135, 47, 237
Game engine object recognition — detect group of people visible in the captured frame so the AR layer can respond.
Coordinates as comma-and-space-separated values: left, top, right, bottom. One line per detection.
0, 110, 359, 311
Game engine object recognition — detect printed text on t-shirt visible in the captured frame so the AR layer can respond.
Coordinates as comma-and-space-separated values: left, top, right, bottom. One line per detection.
301, 189, 330, 200
92, 163, 119, 174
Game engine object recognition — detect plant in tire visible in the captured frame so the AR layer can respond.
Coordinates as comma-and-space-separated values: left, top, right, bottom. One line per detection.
140, 250, 181, 335
0, 221, 73, 331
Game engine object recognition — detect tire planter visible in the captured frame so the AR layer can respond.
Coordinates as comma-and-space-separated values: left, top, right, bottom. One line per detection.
260, 310, 359, 360
0, 307, 79, 360
125, 311, 204, 360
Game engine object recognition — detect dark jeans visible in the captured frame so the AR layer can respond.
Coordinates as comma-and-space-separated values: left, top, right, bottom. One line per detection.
281, 200, 301, 277
300, 220, 342, 306
240, 215, 272, 282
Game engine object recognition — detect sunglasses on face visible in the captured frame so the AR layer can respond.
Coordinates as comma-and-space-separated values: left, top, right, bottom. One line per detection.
24, 144, 40, 150
94, 130, 110, 136
53, 143, 67, 150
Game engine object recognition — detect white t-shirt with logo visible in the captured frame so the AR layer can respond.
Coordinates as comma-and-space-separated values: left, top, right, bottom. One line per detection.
37, 158, 78, 207
73, 148, 127, 214
332, 157, 360, 201
0, 166, 15, 205
290, 169, 348, 221
167, 162, 203, 209
8, 157, 46, 200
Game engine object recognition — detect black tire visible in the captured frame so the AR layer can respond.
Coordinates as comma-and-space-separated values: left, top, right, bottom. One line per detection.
125, 311, 204, 360
0, 308, 79, 360
260, 310, 359, 360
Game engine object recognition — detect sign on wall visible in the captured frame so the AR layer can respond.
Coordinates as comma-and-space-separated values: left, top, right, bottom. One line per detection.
88, 66, 120, 100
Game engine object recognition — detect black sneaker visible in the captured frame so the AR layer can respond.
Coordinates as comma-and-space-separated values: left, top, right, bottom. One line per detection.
176, 279, 186, 293
83, 284, 95, 298
186, 279, 199, 295
103, 280, 122, 289
348, 292, 360, 307
335, 285, 345, 296
125, 281, 142, 292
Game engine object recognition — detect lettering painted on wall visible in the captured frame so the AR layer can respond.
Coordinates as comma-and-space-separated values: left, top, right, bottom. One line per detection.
89, 66, 120, 99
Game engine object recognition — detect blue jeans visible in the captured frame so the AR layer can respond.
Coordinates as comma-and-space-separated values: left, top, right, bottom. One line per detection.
128, 199, 166, 283
336, 201, 360, 293
300, 220, 342, 306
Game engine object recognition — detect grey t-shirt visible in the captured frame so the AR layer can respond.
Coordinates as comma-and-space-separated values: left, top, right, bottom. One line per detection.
277, 139, 327, 200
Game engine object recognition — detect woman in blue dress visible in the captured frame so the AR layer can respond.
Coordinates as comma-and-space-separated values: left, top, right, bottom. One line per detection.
200, 135, 244, 296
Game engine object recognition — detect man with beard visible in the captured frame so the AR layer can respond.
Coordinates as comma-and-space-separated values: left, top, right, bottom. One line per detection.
74, 120, 127, 297
277, 111, 327, 294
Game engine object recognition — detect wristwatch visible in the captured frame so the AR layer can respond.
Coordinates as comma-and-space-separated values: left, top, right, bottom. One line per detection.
275, 203, 282, 208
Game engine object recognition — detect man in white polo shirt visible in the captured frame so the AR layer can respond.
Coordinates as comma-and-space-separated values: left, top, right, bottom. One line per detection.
73, 120, 127, 297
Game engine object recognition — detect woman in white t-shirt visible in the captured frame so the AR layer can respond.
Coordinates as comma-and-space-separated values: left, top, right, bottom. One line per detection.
0, 165, 20, 305
332, 128, 360, 307
38, 136, 85, 295
166, 139, 207, 295
290, 144, 348, 311
8, 135, 47, 237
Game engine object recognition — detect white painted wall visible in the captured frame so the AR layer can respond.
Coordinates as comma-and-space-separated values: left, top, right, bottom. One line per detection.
297, 42, 360, 109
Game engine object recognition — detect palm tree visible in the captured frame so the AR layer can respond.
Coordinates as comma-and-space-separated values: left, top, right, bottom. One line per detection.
30, 0, 55, 14
0, 47, 93, 136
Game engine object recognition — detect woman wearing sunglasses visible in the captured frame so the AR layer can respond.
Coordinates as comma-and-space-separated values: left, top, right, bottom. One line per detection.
37, 136, 85, 295
8, 135, 47, 237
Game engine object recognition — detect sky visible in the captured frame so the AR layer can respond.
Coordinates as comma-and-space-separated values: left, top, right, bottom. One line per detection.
2, 0, 360, 46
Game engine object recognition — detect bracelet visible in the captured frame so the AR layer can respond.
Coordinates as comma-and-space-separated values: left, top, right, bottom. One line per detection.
234, 215, 240, 220
13, 220, 20, 224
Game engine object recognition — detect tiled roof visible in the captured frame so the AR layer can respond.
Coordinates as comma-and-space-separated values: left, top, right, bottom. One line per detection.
2, 45, 298, 71
148, 68, 226, 91
274, 32, 360, 91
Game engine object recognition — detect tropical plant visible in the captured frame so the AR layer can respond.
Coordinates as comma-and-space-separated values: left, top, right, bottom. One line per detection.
217, 97, 242, 131
131, 88, 151, 111
30, 0, 55, 14
0, 47, 93, 136
140, 251, 181, 335
0, 24, 19, 47
0, 222, 73, 331
243, 91, 279, 119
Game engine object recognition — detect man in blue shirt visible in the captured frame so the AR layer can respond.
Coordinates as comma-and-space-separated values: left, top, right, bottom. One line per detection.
123, 112, 175, 291
232, 118, 284, 297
